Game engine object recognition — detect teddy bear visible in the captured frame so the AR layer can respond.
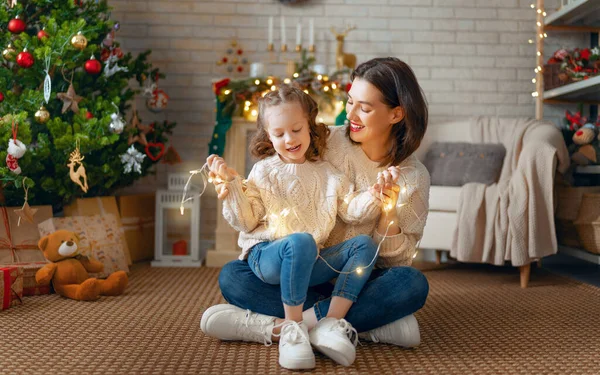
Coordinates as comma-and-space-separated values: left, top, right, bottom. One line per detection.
35, 230, 128, 301
570, 125, 599, 166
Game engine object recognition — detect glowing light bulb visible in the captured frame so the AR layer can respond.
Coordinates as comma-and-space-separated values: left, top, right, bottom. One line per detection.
401, 187, 407, 194
543, 11, 546, 16
543, 33, 547, 38
317, 74, 323, 80
356, 267, 363, 275
251, 109, 258, 117
266, 78, 273, 85
530, 4, 534, 8
254, 79, 260, 85
537, 8, 541, 13
271, 85, 277, 91
532, 78, 536, 83
284, 78, 291, 84
245, 101, 251, 106
323, 86, 330, 92
208, 177, 214, 183
180, 206, 185, 215
385, 203, 394, 212
331, 83, 337, 89
304, 90, 309, 94
528, 39, 533, 44
223, 89, 231, 95
293, 73, 299, 78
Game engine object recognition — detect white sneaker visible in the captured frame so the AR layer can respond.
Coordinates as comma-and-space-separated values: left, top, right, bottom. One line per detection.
276, 321, 315, 370
200, 304, 276, 345
309, 318, 358, 367
359, 314, 420, 348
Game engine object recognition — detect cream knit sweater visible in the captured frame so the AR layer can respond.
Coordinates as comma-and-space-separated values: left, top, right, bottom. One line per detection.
324, 126, 431, 268
222, 154, 381, 260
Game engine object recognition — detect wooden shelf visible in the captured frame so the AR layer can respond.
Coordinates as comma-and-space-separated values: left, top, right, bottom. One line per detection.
545, 0, 600, 27
543, 75, 600, 101
576, 165, 600, 174
558, 245, 600, 264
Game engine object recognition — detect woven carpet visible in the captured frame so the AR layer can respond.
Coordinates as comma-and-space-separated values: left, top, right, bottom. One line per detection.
2, 262, 599, 375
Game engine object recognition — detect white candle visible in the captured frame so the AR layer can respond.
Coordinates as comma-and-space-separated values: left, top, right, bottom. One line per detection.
309, 18, 314, 46
296, 22, 302, 46
268, 16, 273, 45
281, 16, 286, 46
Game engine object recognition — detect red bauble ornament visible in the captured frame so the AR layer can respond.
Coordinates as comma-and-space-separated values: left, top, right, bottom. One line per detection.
84, 56, 102, 75
0, 92, 4, 102
86, 111, 94, 119
8, 18, 26, 34
37, 29, 49, 40
16, 50, 34, 68
237, 66, 243, 72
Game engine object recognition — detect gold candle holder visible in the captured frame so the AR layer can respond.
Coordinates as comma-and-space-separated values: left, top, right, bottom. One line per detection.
281, 44, 288, 52
295, 44, 302, 52
267, 43, 274, 52
309, 45, 315, 53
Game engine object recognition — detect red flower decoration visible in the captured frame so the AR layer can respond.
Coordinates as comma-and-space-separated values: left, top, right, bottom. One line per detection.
580, 48, 591, 60
213, 78, 230, 95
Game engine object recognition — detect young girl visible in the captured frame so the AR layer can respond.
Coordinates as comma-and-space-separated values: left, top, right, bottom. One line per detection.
203, 86, 385, 370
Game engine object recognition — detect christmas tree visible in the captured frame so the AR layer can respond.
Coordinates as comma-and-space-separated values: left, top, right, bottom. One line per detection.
0, 0, 176, 212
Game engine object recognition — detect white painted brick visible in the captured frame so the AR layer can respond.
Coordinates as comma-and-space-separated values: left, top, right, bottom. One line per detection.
324, 5, 366, 17
389, 19, 432, 30
281, 5, 325, 16
432, 68, 474, 79
369, 6, 399, 18
472, 68, 516, 80
500, 32, 536, 44
411, 7, 454, 18
496, 105, 534, 117
420, 79, 454, 91
120, 37, 170, 49
517, 68, 537, 80
433, 20, 475, 31
214, 15, 259, 27
169, 14, 213, 26
434, 0, 475, 6
345, 17, 390, 30
410, 55, 456, 67
413, 31, 455, 43
390, 0, 431, 5
432, 92, 475, 103
475, 20, 519, 32
453, 104, 497, 115
116, 24, 149, 37
435, 43, 476, 55
456, 32, 498, 44
495, 56, 535, 68
123, 12, 172, 25
148, 26, 193, 38
370, 30, 411, 42
148, 1, 194, 13
110, 1, 148, 12
150, 50, 192, 63
497, 9, 536, 21
235, 4, 279, 15
454, 8, 497, 19
193, 27, 237, 39
475, 93, 518, 104
477, 44, 519, 56
454, 80, 497, 92
452, 56, 495, 67
171, 39, 213, 51
189, 2, 236, 14
346, 41, 391, 54
475, 0, 518, 8
498, 80, 534, 92
390, 43, 434, 55
412, 67, 431, 79
429, 104, 455, 116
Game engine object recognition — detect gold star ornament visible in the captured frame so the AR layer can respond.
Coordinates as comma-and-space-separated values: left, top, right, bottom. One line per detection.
14, 201, 38, 226
57, 83, 83, 114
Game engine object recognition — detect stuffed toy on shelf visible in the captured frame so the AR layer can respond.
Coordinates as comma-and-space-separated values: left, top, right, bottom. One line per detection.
35, 230, 128, 301
570, 124, 600, 166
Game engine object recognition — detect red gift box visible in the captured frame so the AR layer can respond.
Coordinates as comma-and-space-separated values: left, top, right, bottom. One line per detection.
1, 266, 23, 310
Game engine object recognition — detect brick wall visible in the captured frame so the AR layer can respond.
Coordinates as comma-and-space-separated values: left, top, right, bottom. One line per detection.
110, 0, 586, 242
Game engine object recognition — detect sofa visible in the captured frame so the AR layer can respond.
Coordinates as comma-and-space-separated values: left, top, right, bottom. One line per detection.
414, 116, 570, 288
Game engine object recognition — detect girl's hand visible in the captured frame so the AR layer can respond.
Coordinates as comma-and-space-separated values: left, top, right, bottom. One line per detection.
207, 154, 238, 182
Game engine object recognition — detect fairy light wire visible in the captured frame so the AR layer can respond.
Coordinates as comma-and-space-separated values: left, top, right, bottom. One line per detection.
180, 163, 426, 274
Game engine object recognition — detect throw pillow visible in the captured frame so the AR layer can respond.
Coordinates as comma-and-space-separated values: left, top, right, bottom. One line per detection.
423, 142, 506, 186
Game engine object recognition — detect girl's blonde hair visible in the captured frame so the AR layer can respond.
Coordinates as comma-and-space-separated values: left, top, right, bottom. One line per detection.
250, 85, 330, 161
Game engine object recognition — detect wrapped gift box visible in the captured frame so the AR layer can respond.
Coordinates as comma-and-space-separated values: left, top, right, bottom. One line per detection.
63, 196, 132, 265
38, 214, 129, 279
117, 194, 155, 263
1, 266, 23, 310
0, 206, 52, 296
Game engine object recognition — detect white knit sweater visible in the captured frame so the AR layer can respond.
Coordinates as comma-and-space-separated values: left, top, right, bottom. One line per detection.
222, 154, 381, 260
324, 126, 431, 268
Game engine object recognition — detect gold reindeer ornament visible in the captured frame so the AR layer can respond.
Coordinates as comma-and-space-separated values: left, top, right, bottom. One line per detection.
68, 144, 88, 193
331, 25, 357, 71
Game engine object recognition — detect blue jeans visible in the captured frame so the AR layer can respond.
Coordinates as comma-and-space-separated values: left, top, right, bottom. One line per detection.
248, 233, 377, 306
220, 248, 429, 333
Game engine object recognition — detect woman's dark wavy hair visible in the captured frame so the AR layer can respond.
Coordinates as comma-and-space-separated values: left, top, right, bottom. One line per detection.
349, 57, 428, 167
250, 85, 330, 161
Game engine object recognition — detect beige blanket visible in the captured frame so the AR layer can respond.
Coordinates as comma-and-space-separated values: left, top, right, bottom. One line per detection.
451, 117, 570, 266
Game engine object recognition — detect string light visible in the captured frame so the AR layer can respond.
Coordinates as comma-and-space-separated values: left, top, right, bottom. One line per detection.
181, 163, 425, 275
266, 78, 273, 85
254, 79, 260, 85
223, 89, 231, 95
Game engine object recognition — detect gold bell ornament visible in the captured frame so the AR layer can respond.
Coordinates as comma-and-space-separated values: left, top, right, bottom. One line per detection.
3, 43, 16, 61
34, 106, 50, 124
70, 31, 88, 50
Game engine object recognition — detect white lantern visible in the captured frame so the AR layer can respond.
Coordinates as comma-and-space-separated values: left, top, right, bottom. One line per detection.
151, 174, 204, 267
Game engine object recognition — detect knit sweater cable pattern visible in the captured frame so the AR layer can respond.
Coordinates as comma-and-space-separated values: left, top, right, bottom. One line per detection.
222, 154, 381, 260
324, 126, 431, 268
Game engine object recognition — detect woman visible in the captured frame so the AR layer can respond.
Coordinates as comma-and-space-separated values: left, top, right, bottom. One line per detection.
201, 57, 430, 358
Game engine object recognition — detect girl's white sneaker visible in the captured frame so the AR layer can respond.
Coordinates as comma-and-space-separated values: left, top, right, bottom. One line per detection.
359, 314, 420, 348
277, 321, 316, 370
309, 318, 358, 367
